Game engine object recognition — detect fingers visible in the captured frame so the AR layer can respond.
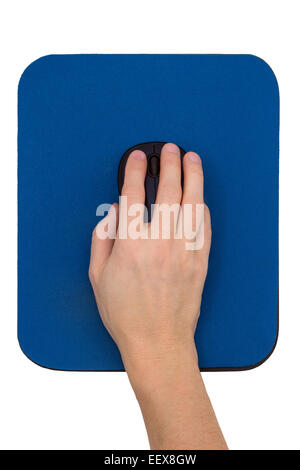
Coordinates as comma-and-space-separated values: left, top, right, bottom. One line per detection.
155, 143, 182, 205
151, 143, 182, 238
179, 152, 204, 243
181, 152, 204, 206
121, 150, 147, 207
120, 150, 147, 236
89, 204, 119, 282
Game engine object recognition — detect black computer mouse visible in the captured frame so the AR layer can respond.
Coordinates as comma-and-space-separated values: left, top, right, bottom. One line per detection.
118, 142, 186, 221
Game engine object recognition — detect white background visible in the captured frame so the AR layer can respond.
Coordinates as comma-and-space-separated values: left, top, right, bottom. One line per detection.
0, 0, 299, 450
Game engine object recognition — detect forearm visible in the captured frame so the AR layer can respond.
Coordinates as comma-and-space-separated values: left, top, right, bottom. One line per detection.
123, 342, 228, 450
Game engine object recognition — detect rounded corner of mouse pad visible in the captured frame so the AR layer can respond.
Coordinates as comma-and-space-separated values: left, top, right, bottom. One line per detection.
199, 320, 279, 372
17, 334, 58, 371
17, 331, 124, 372
18, 54, 279, 372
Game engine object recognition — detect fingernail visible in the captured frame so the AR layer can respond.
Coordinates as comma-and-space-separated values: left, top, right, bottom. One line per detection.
131, 150, 146, 160
165, 143, 179, 153
188, 152, 201, 163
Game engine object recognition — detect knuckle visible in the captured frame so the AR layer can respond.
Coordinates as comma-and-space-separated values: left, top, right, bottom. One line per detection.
159, 183, 181, 200
190, 163, 203, 176
162, 154, 181, 166
122, 184, 144, 199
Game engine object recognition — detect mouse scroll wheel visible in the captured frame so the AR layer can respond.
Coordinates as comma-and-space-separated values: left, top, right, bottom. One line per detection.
148, 154, 160, 177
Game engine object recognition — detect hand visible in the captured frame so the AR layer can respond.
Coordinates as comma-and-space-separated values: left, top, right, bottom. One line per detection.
89, 143, 211, 376
89, 143, 227, 450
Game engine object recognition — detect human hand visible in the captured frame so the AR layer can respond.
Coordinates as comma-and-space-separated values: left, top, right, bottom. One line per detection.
89, 143, 227, 450
89, 142, 211, 378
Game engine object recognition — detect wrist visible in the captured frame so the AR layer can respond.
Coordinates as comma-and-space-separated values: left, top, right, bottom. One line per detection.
120, 338, 200, 396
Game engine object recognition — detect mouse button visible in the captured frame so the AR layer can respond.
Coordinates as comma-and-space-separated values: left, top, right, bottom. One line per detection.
148, 154, 160, 177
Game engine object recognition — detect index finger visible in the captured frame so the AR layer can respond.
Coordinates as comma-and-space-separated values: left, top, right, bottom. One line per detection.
121, 149, 147, 206
119, 149, 147, 237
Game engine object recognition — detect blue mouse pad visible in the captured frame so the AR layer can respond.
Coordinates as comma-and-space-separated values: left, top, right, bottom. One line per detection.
18, 54, 279, 371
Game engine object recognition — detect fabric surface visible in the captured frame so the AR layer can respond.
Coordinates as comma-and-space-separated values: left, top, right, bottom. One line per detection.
18, 54, 279, 370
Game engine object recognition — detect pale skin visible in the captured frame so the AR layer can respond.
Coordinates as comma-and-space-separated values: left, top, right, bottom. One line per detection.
89, 142, 227, 450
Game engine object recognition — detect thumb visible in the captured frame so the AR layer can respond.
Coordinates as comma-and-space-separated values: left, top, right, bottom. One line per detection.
89, 203, 119, 282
